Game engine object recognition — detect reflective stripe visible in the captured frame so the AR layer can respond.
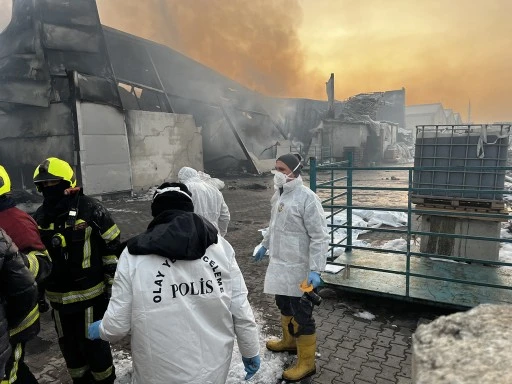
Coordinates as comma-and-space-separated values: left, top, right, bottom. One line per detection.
46, 282, 105, 305
27, 250, 51, 278
9, 305, 39, 337
101, 224, 120, 243
4, 343, 22, 383
68, 365, 89, 379
82, 226, 93, 268
26, 253, 39, 278
54, 310, 64, 338
91, 366, 113, 381
38, 223, 54, 230
37, 249, 51, 261
64, 218, 86, 229
85, 306, 93, 338
102, 255, 117, 266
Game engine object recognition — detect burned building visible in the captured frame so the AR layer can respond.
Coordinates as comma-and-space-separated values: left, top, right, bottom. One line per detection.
302, 90, 406, 165
0, 0, 408, 196
0, 0, 134, 195
0, 0, 282, 195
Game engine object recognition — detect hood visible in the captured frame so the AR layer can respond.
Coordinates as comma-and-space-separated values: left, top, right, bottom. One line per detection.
127, 210, 218, 260
0, 228, 18, 257
178, 167, 199, 183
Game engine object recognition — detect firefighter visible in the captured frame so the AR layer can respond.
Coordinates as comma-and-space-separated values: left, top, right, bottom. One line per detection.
0, 165, 52, 383
32, 157, 120, 384
0, 228, 39, 384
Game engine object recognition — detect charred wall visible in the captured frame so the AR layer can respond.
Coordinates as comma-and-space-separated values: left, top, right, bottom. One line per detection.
0, 0, 121, 190
376, 88, 406, 127
102, 27, 284, 173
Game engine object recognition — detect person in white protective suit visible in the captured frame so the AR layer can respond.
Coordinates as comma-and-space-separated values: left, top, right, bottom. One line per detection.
253, 153, 328, 382
178, 167, 230, 237
87, 182, 260, 384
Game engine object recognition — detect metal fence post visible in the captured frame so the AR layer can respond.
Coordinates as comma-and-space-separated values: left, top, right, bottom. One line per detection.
406, 168, 412, 297
309, 157, 317, 192
346, 152, 353, 253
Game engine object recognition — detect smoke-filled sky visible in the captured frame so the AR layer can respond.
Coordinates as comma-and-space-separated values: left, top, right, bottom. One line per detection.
1, 0, 511, 123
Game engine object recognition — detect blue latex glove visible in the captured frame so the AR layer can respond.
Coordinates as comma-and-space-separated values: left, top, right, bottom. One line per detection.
242, 355, 260, 380
307, 271, 322, 289
88, 320, 102, 340
253, 246, 267, 262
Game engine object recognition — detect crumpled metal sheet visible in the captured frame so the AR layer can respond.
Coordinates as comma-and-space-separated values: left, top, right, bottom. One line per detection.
0, 0, 51, 107
0, 0, 120, 108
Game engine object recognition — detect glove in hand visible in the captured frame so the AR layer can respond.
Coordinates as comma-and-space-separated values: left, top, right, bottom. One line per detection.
88, 320, 102, 340
307, 271, 322, 289
242, 354, 261, 380
253, 246, 267, 262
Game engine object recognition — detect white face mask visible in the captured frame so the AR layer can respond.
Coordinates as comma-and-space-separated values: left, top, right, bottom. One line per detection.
272, 163, 300, 188
272, 171, 287, 188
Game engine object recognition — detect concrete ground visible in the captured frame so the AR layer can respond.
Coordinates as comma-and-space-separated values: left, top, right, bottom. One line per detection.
25, 173, 452, 383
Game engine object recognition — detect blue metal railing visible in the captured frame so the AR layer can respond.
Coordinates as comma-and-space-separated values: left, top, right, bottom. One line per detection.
309, 159, 512, 308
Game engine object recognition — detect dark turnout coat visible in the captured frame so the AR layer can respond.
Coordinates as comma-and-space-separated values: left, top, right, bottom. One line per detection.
0, 228, 39, 377
33, 189, 120, 313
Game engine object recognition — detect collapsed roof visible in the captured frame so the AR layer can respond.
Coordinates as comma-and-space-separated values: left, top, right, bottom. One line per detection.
0, 0, 406, 181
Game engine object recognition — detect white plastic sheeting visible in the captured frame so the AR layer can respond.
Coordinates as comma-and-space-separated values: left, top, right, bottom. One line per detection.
255, 210, 408, 258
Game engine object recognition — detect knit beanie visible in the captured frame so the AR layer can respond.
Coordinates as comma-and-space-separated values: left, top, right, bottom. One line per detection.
277, 153, 303, 176
151, 182, 194, 217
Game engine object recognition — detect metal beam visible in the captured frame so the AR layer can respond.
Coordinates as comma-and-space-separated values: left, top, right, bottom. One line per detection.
220, 102, 260, 175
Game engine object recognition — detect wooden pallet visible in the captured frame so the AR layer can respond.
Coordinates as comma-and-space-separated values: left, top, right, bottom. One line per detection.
413, 203, 509, 221
411, 195, 506, 210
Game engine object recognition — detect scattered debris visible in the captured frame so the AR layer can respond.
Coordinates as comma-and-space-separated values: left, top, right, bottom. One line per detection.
241, 183, 268, 190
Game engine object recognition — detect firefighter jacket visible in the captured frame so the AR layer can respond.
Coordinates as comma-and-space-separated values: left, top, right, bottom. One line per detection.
99, 210, 260, 384
33, 189, 120, 313
0, 228, 39, 362
0, 197, 52, 285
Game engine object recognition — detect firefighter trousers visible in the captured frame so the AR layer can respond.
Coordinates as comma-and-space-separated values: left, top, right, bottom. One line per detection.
2, 342, 38, 384
52, 300, 115, 384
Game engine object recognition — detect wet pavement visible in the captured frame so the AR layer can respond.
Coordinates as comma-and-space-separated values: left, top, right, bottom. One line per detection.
24, 174, 451, 383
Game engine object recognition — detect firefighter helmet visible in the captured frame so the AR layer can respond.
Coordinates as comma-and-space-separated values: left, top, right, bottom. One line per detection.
0, 165, 11, 196
33, 157, 76, 188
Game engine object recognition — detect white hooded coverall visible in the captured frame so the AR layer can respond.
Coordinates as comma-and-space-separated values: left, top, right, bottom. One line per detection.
98, 238, 259, 384
261, 176, 329, 297
178, 167, 231, 236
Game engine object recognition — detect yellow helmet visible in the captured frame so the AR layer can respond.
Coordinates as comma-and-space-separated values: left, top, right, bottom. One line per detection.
0, 165, 11, 196
33, 157, 76, 188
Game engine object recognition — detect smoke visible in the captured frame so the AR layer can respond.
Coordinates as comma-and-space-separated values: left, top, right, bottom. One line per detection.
2, 0, 510, 122
298, 0, 512, 123
96, 0, 324, 99
96, 0, 512, 123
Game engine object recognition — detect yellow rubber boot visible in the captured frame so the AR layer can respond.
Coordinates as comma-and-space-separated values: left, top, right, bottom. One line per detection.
282, 333, 317, 382
266, 315, 297, 354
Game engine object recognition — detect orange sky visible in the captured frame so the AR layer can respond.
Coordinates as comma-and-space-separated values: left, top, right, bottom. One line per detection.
298, 0, 512, 123
1, 0, 511, 123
